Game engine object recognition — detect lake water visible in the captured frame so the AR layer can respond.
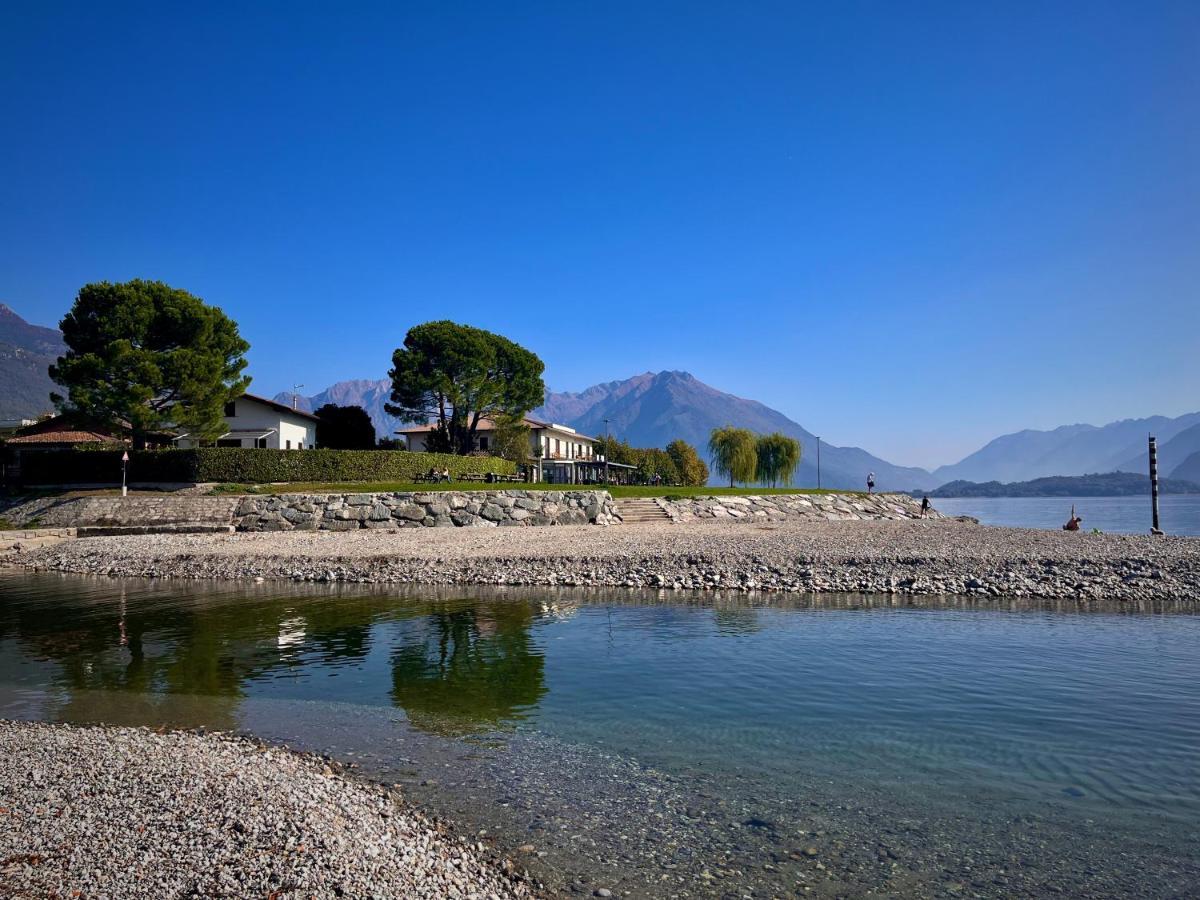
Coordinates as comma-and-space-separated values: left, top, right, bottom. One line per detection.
933, 494, 1200, 536
1, 574, 1197, 897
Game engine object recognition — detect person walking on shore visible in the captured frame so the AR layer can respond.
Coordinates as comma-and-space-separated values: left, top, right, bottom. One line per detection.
867, 472, 875, 494
920, 495, 930, 518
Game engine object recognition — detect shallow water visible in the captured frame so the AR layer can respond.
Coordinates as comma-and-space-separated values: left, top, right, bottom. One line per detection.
1, 573, 1197, 896
934, 493, 1200, 536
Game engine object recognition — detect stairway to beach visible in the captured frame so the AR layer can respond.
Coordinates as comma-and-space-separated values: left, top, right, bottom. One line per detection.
615, 498, 673, 524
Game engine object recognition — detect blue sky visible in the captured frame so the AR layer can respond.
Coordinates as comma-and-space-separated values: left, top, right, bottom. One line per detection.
2, 2, 1197, 468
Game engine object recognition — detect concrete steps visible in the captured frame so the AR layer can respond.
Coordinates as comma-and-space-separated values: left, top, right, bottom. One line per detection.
0, 528, 77, 552
616, 498, 673, 524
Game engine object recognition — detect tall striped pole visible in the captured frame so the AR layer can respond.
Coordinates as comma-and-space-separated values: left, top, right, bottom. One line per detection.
1149, 435, 1162, 535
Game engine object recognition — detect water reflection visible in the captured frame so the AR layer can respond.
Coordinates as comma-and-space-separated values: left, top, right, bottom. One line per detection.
0, 578, 551, 736
390, 600, 546, 736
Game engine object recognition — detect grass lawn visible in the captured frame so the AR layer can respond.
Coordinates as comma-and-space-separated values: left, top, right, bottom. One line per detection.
208, 482, 863, 499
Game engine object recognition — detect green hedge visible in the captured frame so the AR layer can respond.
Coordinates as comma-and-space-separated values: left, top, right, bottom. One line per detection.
17, 448, 516, 485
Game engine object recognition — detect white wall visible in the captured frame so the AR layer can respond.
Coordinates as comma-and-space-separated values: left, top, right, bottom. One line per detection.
176, 398, 313, 449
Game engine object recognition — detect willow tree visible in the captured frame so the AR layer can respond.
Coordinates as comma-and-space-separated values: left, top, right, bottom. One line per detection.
708, 427, 758, 487
755, 432, 802, 487
385, 321, 545, 456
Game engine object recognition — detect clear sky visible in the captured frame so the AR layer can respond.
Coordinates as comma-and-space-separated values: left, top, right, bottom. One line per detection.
2, 2, 1197, 469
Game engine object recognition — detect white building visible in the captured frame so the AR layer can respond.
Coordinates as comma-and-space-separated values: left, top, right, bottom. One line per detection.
175, 393, 318, 450
396, 416, 631, 483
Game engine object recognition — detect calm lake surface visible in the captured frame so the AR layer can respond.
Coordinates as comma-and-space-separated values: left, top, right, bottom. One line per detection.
934, 494, 1200, 536
1, 573, 1197, 897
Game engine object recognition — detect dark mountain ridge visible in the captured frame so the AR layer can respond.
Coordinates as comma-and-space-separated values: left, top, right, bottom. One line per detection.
0, 303, 64, 420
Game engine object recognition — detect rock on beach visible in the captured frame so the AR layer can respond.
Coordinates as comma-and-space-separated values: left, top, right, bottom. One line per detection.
0, 720, 532, 899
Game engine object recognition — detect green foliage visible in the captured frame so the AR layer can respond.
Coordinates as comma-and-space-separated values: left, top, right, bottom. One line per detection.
593, 435, 635, 466
635, 448, 680, 484
385, 321, 545, 456
755, 432, 802, 487
708, 427, 758, 487
315, 404, 377, 450
18, 448, 515, 486
50, 280, 251, 445
665, 439, 709, 486
593, 436, 685, 484
490, 413, 532, 466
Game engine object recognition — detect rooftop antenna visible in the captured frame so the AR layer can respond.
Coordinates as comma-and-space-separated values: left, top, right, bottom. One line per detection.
292, 384, 304, 411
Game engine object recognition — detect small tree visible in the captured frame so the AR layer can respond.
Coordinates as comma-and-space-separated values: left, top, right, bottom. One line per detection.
50, 280, 250, 446
385, 321, 545, 456
666, 439, 709, 486
315, 404, 377, 449
635, 448, 681, 485
594, 435, 636, 466
490, 413, 532, 467
755, 432, 802, 487
708, 427, 758, 487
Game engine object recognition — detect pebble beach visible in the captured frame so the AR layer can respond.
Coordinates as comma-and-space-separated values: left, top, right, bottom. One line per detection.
0, 720, 532, 899
8, 517, 1200, 603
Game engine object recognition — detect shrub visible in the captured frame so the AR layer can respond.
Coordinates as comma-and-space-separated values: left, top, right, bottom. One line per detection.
18, 448, 516, 485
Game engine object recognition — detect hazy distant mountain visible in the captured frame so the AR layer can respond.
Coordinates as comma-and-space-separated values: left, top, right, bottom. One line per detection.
275, 379, 398, 437
533, 370, 936, 490
288, 370, 937, 490
1172, 450, 1200, 484
1116, 422, 1200, 479
930, 413, 1200, 485
0, 303, 64, 420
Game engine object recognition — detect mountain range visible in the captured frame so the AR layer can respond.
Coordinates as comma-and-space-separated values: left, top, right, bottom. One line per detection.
278, 370, 934, 489
929, 414, 1200, 484
1, 304, 1197, 488
0, 303, 63, 421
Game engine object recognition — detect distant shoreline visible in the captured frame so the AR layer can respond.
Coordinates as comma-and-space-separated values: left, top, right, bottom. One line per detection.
917, 472, 1200, 499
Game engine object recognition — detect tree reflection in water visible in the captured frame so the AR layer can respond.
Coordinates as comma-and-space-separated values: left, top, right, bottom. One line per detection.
390, 600, 547, 737
0, 580, 549, 738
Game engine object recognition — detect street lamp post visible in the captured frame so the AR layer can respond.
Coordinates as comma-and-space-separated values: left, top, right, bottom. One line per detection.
603, 418, 611, 484
815, 436, 821, 490
121, 450, 129, 498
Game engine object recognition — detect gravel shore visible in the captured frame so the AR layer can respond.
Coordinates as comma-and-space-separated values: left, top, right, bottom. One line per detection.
0, 720, 532, 899
8, 518, 1200, 602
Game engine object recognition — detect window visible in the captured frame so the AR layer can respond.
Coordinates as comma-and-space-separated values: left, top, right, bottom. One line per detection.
286, 440, 291, 449
217, 438, 241, 448
554, 438, 560, 455
256, 438, 267, 449
478, 436, 489, 451
223, 401, 236, 417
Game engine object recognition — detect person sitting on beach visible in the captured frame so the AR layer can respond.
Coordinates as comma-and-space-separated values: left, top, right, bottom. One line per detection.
1063, 504, 1082, 531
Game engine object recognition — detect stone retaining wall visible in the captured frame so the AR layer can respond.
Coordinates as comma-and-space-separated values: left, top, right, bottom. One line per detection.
232, 490, 618, 531
661, 492, 939, 523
